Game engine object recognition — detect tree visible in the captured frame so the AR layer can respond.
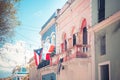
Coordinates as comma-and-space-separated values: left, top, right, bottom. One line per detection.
0, 0, 21, 47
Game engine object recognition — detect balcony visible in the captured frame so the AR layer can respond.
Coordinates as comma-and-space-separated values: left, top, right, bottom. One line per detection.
51, 44, 90, 66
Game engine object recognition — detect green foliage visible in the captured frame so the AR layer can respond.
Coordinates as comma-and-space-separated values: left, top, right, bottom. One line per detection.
0, 0, 21, 47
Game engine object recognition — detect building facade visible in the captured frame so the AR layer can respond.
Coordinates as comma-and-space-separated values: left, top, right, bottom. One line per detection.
55, 0, 93, 80
28, 57, 38, 80
12, 66, 28, 80
39, 0, 93, 80
91, 0, 120, 80
39, 12, 57, 80
37, 0, 120, 80
40, 12, 57, 47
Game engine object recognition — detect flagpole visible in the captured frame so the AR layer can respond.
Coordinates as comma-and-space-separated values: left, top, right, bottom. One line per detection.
24, 49, 26, 65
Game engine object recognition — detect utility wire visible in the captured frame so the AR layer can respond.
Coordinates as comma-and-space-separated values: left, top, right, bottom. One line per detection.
20, 24, 42, 30
15, 31, 40, 46
17, 27, 40, 32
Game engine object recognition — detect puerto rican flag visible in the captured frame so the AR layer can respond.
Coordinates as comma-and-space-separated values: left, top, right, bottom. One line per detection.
34, 48, 43, 66
42, 42, 55, 60
45, 44, 55, 60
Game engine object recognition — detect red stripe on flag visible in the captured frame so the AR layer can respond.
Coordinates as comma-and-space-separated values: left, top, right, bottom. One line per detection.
34, 52, 41, 66
46, 53, 50, 61
34, 52, 38, 66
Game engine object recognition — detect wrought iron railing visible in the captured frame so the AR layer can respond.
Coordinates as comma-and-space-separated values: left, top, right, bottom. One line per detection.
50, 44, 90, 66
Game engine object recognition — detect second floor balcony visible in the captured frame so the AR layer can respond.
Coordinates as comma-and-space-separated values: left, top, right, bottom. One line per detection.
50, 44, 90, 66
37, 44, 90, 69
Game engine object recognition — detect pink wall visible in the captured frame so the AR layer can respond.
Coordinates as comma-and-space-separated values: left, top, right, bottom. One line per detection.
56, 0, 91, 53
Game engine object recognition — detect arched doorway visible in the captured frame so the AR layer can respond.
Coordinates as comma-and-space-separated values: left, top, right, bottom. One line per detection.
80, 18, 88, 52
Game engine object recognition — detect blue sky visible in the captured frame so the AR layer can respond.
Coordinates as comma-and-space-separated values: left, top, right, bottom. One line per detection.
0, 0, 67, 78
15, 0, 67, 49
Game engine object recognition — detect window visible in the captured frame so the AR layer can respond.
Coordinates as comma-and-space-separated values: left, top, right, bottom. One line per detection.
42, 77, 45, 80
99, 61, 110, 80
60, 58, 63, 63
65, 40, 67, 51
98, 0, 105, 22
83, 27, 88, 52
51, 32, 56, 45
50, 76, 54, 80
100, 35, 106, 55
73, 34, 76, 46
100, 64, 109, 80
83, 27, 87, 45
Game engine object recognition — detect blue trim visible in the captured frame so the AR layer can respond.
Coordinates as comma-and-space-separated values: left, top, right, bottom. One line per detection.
42, 24, 56, 41
17, 72, 28, 74
41, 12, 57, 30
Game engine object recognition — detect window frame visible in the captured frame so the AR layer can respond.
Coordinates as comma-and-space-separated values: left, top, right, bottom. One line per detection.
98, 0, 105, 22
100, 34, 106, 55
73, 34, 76, 46
98, 61, 111, 80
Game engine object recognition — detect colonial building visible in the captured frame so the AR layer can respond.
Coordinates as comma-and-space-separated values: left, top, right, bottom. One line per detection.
39, 12, 57, 80
37, 0, 120, 80
55, 0, 93, 80
39, 0, 93, 80
91, 0, 120, 80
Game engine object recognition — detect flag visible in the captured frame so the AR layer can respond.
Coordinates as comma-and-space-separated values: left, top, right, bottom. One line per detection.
34, 48, 43, 66
45, 44, 55, 60
46, 53, 51, 61
48, 44, 55, 53
42, 43, 55, 60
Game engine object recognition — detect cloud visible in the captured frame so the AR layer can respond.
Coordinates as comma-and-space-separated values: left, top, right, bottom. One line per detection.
0, 41, 33, 78
0, 59, 10, 68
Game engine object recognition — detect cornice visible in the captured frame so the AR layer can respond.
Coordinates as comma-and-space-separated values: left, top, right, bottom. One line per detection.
56, 0, 85, 23
39, 18, 56, 35
92, 11, 120, 32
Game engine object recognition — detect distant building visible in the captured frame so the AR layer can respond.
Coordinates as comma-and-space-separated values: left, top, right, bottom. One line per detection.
12, 66, 28, 80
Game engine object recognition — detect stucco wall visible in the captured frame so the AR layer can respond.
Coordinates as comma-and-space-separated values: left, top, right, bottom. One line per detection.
29, 67, 39, 80
56, 0, 91, 53
95, 20, 120, 80
39, 58, 92, 80
57, 60, 90, 80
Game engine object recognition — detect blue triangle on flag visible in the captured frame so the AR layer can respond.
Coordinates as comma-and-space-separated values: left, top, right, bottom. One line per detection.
34, 48, 43, 56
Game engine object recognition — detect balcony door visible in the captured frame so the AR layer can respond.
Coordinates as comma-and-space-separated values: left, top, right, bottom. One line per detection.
83, 27, 87, 45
